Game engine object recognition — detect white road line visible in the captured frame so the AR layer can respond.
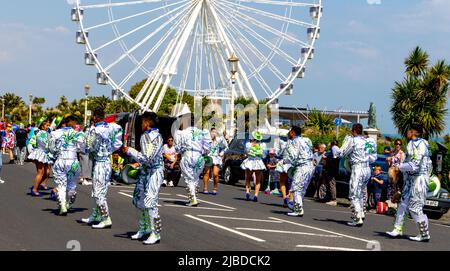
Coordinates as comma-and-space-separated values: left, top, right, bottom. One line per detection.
197, 215, 283, 223
119, 190, 172, 196
185, 214, 266, 242
296, 245, 367, 251
268, 217, 372, 243
235, 228, 342, 238
118, 192, 163, 207
164, 204, 234, 212
176, 194, 236, 210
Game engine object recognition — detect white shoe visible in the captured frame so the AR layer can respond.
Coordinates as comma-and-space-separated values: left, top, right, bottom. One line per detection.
162, 180, 167, 187
92, 217, 112, 229
0, 179, 5, 184
347, 218, 364, 227
82, 180, 92, 186
59, 206, 68, 216
143, 233, 160, 245
325, 200, 337, 206
386, 228, 403, 238
287, 208, 304, 217
187, 199, 199, 207
131, 231, 147, 240
167, 181, 174, 187
409, 234, 430, 242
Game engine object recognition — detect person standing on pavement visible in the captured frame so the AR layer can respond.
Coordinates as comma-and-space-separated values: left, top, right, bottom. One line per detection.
28, 118, 53, 197
387, 139, 405, 201
49, 116, 86, 216
240, 130, 267, 202
336, 123, 377, 227
386, 125, 432, 242
123, 112, 164, 245
15, 123, 28, 166
325, 140, 340, 206
0, 142, 4, 184
4, 125, 15, 164
282, 126, 315, 217
202, 128, 228, 195
174, 114, 212, 207
81, 108, 123, 229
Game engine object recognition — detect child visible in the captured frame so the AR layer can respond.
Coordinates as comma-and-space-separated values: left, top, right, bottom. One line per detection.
265, 149, 281, 195
111, 151, 125, 185
370, 165, 388, 209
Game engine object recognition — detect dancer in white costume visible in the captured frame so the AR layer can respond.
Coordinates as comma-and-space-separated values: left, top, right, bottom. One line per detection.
336, 123, 377, 227
386, 125, 432, 242
174, 115, 212, 206
123, 112, 164, 245
49, 116, 86, 215
81, 108, 123, 229
202, 128, 228, 195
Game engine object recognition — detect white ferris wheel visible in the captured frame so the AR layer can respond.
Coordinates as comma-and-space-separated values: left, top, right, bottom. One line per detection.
71, 0, 323, 115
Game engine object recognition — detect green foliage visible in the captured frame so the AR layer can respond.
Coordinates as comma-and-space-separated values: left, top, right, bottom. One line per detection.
391, 46, 449, 139
305, 108, 334, 135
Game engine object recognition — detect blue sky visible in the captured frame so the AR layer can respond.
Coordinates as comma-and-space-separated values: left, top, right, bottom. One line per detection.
0, 0, 449, 134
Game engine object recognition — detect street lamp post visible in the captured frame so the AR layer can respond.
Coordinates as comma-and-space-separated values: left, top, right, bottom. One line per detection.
84, 84, 91, 127
228, 53, 239, 137
28, 92, 33, 125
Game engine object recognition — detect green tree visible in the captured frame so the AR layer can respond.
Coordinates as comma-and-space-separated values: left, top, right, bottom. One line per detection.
390, 47, 449, 139
305, 108, 334, 135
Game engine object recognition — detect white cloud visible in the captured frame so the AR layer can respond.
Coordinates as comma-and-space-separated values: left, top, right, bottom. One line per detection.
329, 41, 380, 60
367, 0, 381, 5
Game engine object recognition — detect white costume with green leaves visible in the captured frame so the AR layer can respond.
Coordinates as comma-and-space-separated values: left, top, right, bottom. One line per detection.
127, 128, 164, 236
49, 127, 86, 211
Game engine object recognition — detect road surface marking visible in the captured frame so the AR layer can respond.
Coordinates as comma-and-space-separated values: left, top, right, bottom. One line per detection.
164, 204, 233, 212
185, 214, 266, 242
197, 215, 283, 223
268, 217, 372, 243
120, 190, 171, 196
235, 228, 342, 238
176, 194, 236, 210
296, 245, 367, 251
118, 192, 162, 207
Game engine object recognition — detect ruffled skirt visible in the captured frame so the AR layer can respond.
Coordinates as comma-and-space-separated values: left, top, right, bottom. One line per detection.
240, 157, 266, 171
28, 149, 53, 164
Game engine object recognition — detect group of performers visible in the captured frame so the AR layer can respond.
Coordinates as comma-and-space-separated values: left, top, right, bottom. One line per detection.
25, 108, 433, 244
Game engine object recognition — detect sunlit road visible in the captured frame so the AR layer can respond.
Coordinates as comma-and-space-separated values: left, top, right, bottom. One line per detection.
0, 155, 449, 251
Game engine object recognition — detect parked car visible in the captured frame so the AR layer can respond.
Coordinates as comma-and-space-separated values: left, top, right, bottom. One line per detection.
221, 132, 287, 190
333, 154, 450, 218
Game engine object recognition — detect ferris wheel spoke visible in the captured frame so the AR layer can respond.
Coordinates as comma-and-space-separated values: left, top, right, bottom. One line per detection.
213, 3, 294, 75
220, 0, 315, 28
104, 3, 192, 73
214, 3, 296, 65
117, 10, 190, 88
221, 13, 287, 84
222, 0, 319, 7
80, 0, 169, 9
216, 2, 309, 47
92, 1, 192, 53
84, 0, 189, 31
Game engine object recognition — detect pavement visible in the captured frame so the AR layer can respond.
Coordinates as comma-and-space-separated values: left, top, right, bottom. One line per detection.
0, 155, 449, 251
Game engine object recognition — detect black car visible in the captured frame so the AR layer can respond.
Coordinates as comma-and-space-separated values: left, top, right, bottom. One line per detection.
221, 132, 287, 190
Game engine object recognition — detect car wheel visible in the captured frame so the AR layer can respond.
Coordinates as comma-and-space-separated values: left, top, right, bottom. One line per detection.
318, 183, 328, 201
223, 165, 236, 185
424, 211, 444, 220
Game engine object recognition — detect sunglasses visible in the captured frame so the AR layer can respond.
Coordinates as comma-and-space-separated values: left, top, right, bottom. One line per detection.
394, 143, 401, 146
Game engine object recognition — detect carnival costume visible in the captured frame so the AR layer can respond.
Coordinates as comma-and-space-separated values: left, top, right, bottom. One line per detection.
387, 137, 432, 242
337, 135, 377, 226
126, 128, 164, 245
28, 129, 54, 164
283, 135, 314, 217
82, 121, 123, 228
174, 127, 212, 206
207, 136, 228, 166
49, 127, 86, 215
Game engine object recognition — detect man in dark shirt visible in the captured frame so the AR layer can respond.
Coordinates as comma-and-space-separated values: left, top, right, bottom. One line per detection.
15, 123, 28, 166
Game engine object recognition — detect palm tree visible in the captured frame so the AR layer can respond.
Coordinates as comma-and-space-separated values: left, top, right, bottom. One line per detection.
404, 46, 429, 78
391, 47, 449, 139
305, 109, 334, 135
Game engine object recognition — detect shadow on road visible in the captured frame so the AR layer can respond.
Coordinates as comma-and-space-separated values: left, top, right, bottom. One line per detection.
113, 232, 150, 240
162, 200, 188, 206
42, 207, 87, 216
313, 218, 350, 226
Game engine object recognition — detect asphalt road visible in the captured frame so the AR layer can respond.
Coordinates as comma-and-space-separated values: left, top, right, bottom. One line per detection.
0, 155, 449, 251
